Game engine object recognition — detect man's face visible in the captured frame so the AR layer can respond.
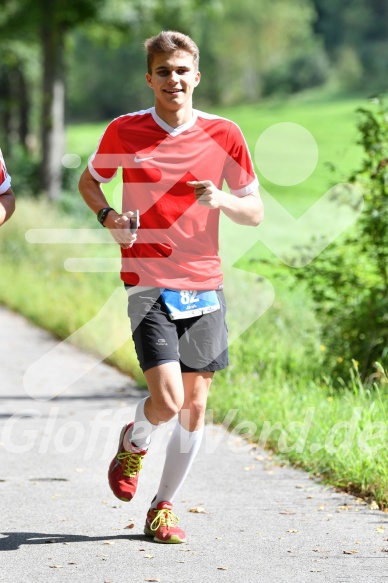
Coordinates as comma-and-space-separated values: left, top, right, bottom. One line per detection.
145, 51, 200, 112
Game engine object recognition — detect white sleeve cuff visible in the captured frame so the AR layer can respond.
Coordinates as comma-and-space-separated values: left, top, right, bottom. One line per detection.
88, 154, 117, 183
230, 177, 259, 197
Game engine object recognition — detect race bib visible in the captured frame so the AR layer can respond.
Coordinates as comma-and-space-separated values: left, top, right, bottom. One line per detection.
160, 289, 220, 320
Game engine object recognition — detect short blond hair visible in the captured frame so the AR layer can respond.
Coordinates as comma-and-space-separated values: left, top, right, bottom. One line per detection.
144, 30, 200, 73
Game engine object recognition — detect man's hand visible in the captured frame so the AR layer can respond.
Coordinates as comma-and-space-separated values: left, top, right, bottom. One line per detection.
186, 180, 224, 209
103, 210, 138, 249
78, 168, 138, 249
187, 179, 263, 226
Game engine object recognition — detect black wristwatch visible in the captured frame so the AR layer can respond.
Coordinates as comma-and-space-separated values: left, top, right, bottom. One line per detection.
97, 207, 114, 226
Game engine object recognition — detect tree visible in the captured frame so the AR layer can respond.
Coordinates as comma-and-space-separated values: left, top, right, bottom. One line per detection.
311, 0, 388, 91
0, 42, 32, 153
0, 0, 221, 198
191, 0, 326, 104
0, 0, 114, 199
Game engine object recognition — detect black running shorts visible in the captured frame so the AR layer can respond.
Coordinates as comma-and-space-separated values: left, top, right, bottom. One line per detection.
126, 286, 229, 373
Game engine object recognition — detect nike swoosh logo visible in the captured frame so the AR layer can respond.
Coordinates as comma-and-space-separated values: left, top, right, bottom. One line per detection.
134, 155, 154, 163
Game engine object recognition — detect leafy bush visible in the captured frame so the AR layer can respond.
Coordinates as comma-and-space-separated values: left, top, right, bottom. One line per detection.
290, 96, 388, 382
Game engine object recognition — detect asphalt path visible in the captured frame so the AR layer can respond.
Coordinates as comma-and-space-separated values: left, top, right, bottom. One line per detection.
0, 306, 387, 583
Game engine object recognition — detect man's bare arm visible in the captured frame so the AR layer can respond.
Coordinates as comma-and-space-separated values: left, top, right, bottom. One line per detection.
0, 188, 16, 226
78, 167, 137, 249
187, 180, 263, 226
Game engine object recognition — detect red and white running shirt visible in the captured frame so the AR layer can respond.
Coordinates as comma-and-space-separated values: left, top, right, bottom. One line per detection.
89, 107, 259, 289
0, 149, 11, 195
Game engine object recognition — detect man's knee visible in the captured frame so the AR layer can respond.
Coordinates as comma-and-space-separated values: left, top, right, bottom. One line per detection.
181, 400, 207, 425
152, 396, 184, 423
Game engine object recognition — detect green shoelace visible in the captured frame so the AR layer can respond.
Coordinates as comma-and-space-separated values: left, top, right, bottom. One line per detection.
117, 451, 143, 478
150, 508, 179, 532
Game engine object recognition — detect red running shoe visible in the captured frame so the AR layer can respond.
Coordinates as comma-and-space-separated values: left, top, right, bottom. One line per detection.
144, 501, 186, 544
108, 422, 147, 502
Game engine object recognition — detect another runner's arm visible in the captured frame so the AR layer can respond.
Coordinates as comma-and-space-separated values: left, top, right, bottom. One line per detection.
187, 180, 263, 226
78, 167, 137, 249
0, 187, 15, 226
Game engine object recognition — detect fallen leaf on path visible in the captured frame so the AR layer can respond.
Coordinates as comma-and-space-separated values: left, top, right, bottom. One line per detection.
337, 505, 352, 511
376, 526, 385, 534
217, 566, 228, 570
244, 465, 255, 471
49, 565, 63, 569
125, 524, 135, 529
102, 541, 115, 545
279, 510, 295, 515
144, 579, 160, 582
369, 501, 379, 510
287, 529, 299, 533
189, 507, 208, 514
343, 550, 358, 554
144, 554, 154, 559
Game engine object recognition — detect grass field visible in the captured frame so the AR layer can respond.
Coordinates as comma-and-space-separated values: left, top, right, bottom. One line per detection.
2, 93, 387, 506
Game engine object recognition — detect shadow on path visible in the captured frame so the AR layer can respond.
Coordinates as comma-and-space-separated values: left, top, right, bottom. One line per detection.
0, 531, 150, 551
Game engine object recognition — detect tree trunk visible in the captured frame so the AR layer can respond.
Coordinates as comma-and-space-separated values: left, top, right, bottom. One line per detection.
41, 14, 65, 201
15, 65, 30, 149
0, 69, 12, 154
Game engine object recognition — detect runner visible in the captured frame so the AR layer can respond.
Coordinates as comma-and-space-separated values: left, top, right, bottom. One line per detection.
0, 149, 15, 226
78, 30, 263, 544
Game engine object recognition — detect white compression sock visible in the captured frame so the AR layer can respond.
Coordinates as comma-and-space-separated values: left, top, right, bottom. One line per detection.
124, 397, 158, 452
152, 421, 204, 507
